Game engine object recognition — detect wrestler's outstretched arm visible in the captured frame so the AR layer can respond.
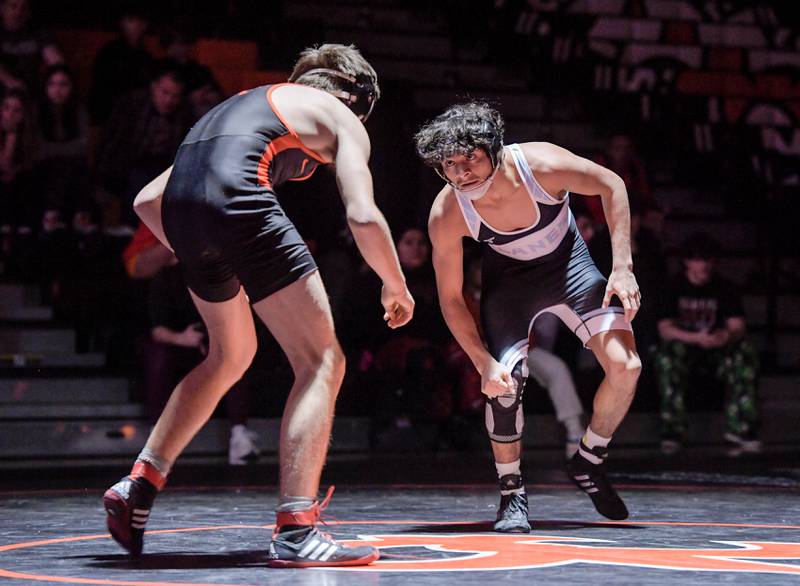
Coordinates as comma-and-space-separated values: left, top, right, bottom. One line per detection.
428, 191, 514, 398
333, 109, 414, 329
133, 165, 173, 252
520, 142, 640, 322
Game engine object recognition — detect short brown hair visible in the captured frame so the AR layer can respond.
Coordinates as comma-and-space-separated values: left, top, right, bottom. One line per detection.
288, 43, 380, 100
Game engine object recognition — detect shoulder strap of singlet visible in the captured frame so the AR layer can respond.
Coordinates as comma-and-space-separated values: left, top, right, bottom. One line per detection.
453, 190, 482, 241
508, 143, 566, 205
265, 83, 330, 164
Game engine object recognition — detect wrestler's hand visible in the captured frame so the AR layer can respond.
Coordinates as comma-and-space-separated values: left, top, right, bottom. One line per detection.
604, 268, 641, 322
381, 284, 415, 329
481, 359, 516, 398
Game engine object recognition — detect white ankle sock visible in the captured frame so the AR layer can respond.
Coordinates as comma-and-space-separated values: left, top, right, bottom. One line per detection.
277, 496, 315, 512
495, 459, 521, 477
136, 448, 173, 477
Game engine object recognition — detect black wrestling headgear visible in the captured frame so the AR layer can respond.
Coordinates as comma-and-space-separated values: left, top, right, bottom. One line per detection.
294, 67, 377, 121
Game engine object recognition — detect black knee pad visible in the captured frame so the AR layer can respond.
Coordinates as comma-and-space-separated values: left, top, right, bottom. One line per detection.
485, 360, 527, 443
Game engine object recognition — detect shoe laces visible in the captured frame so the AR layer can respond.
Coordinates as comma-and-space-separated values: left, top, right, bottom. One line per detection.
274, 485, 338, 539
316, 486, 338, 539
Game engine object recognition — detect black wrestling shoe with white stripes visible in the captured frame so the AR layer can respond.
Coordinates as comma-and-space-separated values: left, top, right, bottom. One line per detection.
493, 473, 531, 533
103, 476, 158, 556
566, 446, 628, 521
268, 526, 379, 568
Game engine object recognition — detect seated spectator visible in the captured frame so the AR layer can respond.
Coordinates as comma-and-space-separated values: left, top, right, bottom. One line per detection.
157, 25, 224, 121
0, 87, 37, 233
374, 227, 452, 426
121, 221, 174, 280
143, 253, 261, 465
51, 203, 121, 353
94, 62, 192, 227
0, 0, 63, 91
89, 3, 153, 126
591, 133, 657, 229
184, 66, 224, 121
653, 233, 761, 456
35, 64, 90, 219
343, 226, 452, 439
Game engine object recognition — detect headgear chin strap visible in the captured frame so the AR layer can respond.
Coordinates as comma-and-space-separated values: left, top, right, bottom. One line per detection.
435, 146, 505, 201
294, 67, 377, 121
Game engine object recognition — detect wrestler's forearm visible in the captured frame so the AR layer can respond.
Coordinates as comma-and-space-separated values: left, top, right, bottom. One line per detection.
440, 300, 493, 374
133, 166, 174, 251
133, 199, 171, 252
601, 182, 634, 271
347, 215, 406, 290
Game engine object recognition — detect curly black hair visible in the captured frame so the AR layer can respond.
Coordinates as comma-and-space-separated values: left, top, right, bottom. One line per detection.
414, 102, 504, 168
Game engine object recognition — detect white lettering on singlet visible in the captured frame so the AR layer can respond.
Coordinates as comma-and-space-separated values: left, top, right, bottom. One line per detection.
488, 203, 572, 261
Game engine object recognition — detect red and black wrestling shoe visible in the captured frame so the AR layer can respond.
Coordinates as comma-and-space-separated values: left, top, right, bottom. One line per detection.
102, 462, 165, 556
267, 486, 379, 568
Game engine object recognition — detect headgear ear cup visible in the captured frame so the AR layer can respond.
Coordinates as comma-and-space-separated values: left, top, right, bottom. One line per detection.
293, 68, 377, 121
478, 120, 503, 168
349, 73, 377, 121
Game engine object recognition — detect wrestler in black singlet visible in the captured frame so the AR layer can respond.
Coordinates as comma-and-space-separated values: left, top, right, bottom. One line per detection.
455, 144, 632, 374
162, 83, 328, 303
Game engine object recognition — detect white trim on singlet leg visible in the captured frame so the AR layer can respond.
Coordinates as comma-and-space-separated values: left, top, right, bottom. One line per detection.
508, 143, 568, 205
582, 310, 631, 344
499, 339, 530, 377
530, 304, 632, 348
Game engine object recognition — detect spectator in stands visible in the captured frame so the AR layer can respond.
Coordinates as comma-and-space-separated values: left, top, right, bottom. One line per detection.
89, 3, 154, 126
158, 25, 224, 121
0, 0, 62, 91
654, 233, 761, 456
144, 252, 260, 465
94, 62, 192, 227
592, 133, 658, 231
53, 202, 120, 353
35, 64, 90, 219
0, 87, 36, 231
184, 66, 223, 121
344, 226, 451, 437
122, 221, 174, 280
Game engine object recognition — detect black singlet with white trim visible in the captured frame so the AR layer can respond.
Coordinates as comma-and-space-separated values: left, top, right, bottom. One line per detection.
454, 144, 632, 371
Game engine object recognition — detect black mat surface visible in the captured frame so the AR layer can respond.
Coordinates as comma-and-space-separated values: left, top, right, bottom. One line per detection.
2, 480, 800, 585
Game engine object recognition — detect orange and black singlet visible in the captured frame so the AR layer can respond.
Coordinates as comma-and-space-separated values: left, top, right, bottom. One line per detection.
161, 83, 327, 304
